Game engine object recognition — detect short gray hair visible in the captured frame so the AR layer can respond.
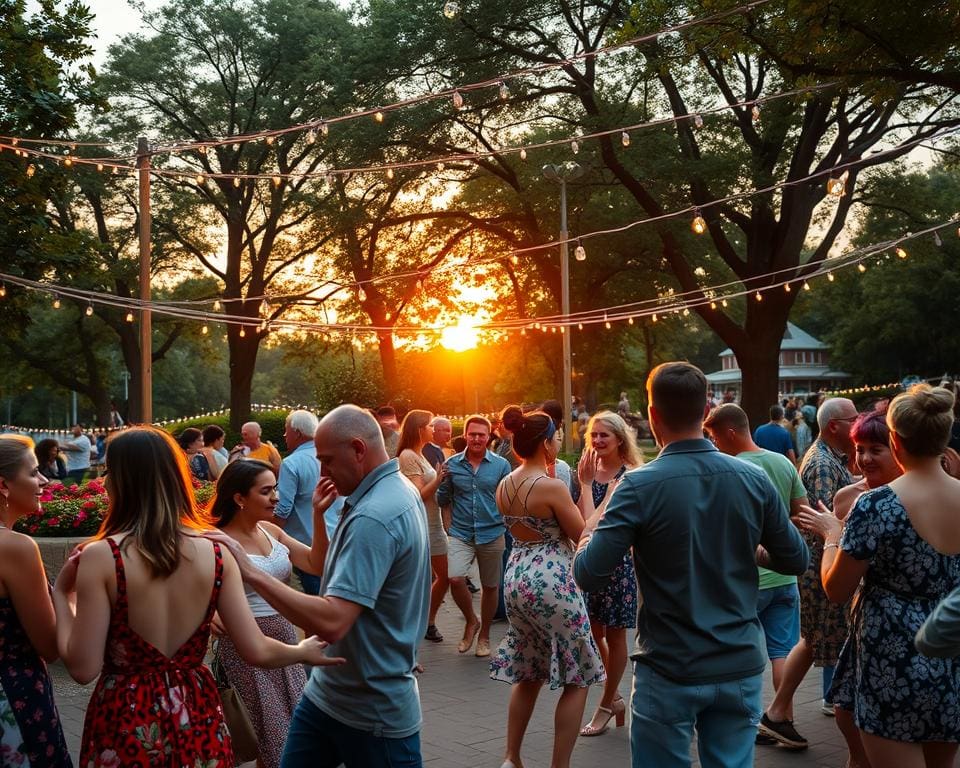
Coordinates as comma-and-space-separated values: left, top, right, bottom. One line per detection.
286, 409, 319, 438
430, 416, 451, 428
241, 421, 262, 435
319, 404, 385, 450
817, 398, 855, 431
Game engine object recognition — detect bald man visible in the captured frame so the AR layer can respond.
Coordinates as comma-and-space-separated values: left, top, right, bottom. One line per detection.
229, 420, 281, 473
214, 404, 430, 767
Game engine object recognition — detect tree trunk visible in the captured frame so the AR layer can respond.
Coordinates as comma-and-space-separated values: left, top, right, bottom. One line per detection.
116, 324, 143, 422
228, 329, 261, 430
731, 301, 791, 430
377, 331, 400, 400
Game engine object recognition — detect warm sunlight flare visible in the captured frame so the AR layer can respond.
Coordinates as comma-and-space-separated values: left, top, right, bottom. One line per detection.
440, 315, 480, 352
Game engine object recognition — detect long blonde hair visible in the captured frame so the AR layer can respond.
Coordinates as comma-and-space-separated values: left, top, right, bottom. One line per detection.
97, 427, 211, 577
587, 411, 643, 468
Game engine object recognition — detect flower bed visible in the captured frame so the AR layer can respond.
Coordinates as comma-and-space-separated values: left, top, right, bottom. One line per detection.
14, 478, 216, 538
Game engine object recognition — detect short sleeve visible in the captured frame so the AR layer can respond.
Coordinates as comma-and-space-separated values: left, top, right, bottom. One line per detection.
789, 468, 807, 501
324, 515, 398, 609
839, 490, 880, 561
398, 450, 424, 479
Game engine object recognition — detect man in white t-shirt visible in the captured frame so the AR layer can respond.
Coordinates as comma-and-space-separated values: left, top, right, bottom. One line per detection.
61, 424, 92, 484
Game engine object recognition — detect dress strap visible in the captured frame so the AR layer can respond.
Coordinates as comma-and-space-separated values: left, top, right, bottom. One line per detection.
106, 537, 129, 616
205, 541, 224, 623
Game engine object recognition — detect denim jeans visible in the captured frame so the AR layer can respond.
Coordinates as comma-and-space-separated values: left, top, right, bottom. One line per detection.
631, 662, 762, 768
294, 566, 322, 596
280, 696, 422, 768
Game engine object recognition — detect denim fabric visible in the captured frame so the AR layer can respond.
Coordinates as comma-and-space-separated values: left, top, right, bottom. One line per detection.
631, 662, 762, 768
280, 696, 422, 768
436, 450, 510, 545
756, 583, 800, 659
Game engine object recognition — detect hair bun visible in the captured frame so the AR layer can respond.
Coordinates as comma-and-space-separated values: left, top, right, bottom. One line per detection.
501, 405, 525, 433
914, 386, 955, 417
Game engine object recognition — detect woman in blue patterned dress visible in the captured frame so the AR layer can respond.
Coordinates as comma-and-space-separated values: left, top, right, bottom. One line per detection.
576, 411, 642, 737
0, 435, 71, 767
490, 409, 604, 768
799, 385, 960, 768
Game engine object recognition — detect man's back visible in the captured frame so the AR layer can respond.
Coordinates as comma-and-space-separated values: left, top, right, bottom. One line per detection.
575, 439, 808, 684
753, 423, 794, 458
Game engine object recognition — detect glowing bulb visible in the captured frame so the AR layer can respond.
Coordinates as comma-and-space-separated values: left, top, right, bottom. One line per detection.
196, 174, 206, 185
784, 283, 791, 292
604, 314, 611, 329
63, 157, 73, 167
722, 299, 728, 307
53, 295, 61, 309
628, 316, 634, 325
386, 168, 395, 180
751, 105, 761, 122
858, 263, 867, 272
571, 140, 579, 154
239, 327, 246, 337
0, 284, 5, 297
265, 135, 275, 145
272, 175, 282, 187
519, 148, 527, 161
233, 177, 241, 188
803, 281, 811, 291
202, 324, 209, 335
437, 162, 445, 171
306, 129, 316, 144
559, 326, 565, 334
895, 246, 907, 259
574, 241, 586, 261
652, 313, 658, 322
374, 111, 385, 123
26, 164, 35, 178
213, 300, 222, 311
96, 163, 104, 172
499, 81, 509, 100
578, 322, 583, 330
452, 91, 464, 109
683, 308, 690, 316
710, 301, 717, 309
84, 303, 94, 316
691, 210, 707, 234
755, 291, 763, 301
443, 1, 459, 18
621, 131, 630, 147
510, 254, 519, 265
125, 311, 134, 322
320, 122, 329, 137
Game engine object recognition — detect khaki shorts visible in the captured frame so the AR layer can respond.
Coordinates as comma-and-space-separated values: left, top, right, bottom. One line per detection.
448, 535, 506, 588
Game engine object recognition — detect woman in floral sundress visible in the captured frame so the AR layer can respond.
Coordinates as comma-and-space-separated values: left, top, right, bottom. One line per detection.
0, 435, 71, 767
490, 408, 604, 768
51, 427, 344, 768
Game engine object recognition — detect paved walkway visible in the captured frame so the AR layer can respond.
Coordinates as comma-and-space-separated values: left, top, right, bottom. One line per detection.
50, 596, 854, 767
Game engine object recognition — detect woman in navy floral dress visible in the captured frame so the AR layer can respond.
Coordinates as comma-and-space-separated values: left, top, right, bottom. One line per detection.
0, 435, 71, 767
576, 411, 642, 737
800, 385, 960, 768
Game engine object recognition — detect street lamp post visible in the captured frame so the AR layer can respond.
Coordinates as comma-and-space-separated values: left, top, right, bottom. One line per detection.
543, 161, 583, 454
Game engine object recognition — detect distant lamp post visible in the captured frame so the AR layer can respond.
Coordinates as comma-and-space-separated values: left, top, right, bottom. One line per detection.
542, 161, 584, 453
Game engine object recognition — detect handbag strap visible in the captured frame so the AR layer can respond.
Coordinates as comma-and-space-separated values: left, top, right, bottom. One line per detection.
209, 637, 229, 688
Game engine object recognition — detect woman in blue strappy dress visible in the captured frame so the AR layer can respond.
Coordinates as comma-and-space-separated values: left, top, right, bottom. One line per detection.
489, 408, 604, 768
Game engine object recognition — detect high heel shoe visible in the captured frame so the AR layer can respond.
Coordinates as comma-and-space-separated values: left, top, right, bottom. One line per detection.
579, 697, 626, 737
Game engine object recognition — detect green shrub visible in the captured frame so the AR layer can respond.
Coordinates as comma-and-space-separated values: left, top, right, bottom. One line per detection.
161, 409, 291, 454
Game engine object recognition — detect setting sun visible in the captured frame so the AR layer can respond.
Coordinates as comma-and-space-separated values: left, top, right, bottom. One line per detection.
440, 315, 480, 352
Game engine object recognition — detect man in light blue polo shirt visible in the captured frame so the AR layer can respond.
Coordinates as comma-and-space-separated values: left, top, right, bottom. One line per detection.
273, 408, 344, 595
436, 414, 511, 658
219, 404, 430, 767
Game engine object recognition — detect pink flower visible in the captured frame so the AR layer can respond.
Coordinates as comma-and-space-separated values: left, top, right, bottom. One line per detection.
77, 511, 88, 522
161, 686, 191, 729
97, 749, 120, 768
46, 517, 60, 527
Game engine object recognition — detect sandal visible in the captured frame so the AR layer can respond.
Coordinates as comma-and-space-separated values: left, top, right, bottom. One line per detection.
457, 622, 480, 653
424, 624, 444, 643
580, 697, 626, 737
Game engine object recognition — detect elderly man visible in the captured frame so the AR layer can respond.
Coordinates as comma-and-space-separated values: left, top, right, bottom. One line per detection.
761, 396, 858, 745
229, 420, 281, 473
436, 415, 511, 658
423, 416, 453, 467
273, 409, 340, 596
704, 404, 808, 748
61, 424, 92, 484
215, 404, 430, 768
574, 363, 808, 768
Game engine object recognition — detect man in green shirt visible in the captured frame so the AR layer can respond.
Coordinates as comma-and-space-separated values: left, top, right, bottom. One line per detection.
705, 403, 809, 750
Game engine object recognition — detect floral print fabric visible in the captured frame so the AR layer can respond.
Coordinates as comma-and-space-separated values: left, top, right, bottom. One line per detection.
80, 538, 234, 767
0, 596, 72, 767
490, 518, 605, 689
832, 486, 960, 741
584, 469, 637, 629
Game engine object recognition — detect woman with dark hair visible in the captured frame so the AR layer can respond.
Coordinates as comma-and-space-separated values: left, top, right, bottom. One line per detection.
35, 437, 67, 481
799, 386, 960, 768
540, 399, 580, 500
396, 409, 449, 643
177, 426, 213, 481
203, 424, 229, 476
210, 459, 330, 768
0, 435, 72, 767
489, 408, 604, 768
51, 426, 342, 768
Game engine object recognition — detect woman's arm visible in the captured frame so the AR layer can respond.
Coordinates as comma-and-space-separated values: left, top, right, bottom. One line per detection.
796, 501, 868, 603
52, 541, 114, 684
550, 482, 585, 542
202, 448, 221, 480
2, 535, 59, 662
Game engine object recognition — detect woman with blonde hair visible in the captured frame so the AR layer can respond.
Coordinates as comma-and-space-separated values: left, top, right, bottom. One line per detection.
799, 385, 960, 768
396, 409, 449, 643
52, 426, 343, 768
577, 410, 642, 737
0, 435, 72, 766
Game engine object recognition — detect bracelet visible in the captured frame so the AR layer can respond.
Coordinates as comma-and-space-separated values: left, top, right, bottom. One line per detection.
824, 542, 840, 550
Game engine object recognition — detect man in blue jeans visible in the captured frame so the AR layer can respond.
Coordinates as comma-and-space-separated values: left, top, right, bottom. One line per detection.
574, 362, 809, 768
216, 404, 431, 767
704, 403, 809, 749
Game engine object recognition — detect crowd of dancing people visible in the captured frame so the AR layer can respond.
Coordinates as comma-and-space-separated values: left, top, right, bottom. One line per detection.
2, 364, 960, 768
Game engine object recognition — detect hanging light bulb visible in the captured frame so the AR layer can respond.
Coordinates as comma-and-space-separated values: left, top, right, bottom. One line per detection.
233, 177, 241, 188
559, 326, 565, 334
272, 175, 282, 187
574, 240, 586, 261
628, 316, 634, 325
374, 111, 385, 123
604, 314, 611, 329
213, 299, 222, 311
26, 164, 35, 178
499, 81, 509, 100
895, 246, 907, 259
386, 167, 395, 180
803, 281, 811, 291
571, 140, 579, 154
857, 263, 867, 272
691, 209, 707, 234
85, 303, 94, 316
125, 311, 134, 323
239, 326, 246, 337
519, 148, 527, 161
452, 90, 464, 109
306, 128, 317, 144
63, 157, 73, 167
652, 313, 658, 322
826, 169, 849, 198
196, 173, 206, 185
722, 298, 728, 307
682, 308, 690, 316
693, 113, 704, 129
0, 283, 5, 298
621, 131, 630, 147
96, 163, 104, 172
784, 282, 791, 292
510, 254, 519, 265
578, 322, 583, 330
751, 104, 761, 122
265, 135, 275, 145
443, 0, 459, 18
53, 294, 61, 309
320, 122, 329, 137
755, 291, 763, 301
827, 271, 835, 281
202, 324, 209, 335
437, 162, 445, 171
934, 231, 943, 247
710, 301, 717, 309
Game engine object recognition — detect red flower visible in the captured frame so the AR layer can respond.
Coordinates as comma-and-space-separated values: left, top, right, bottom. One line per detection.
46, 517, 60, 527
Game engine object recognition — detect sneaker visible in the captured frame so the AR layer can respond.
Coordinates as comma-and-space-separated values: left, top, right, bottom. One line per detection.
821, 699, 836, 717
758, 713, 809, 750
755, 732, 777, 746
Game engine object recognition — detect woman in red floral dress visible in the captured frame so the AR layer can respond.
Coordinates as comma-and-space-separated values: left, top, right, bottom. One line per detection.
51, 427, 344, 768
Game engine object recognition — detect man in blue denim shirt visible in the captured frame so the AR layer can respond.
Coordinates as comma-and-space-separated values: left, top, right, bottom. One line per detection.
436, 414, 511, 658
574, 363, 809, 768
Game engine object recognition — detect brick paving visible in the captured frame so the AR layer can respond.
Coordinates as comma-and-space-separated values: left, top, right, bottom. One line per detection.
50, 594, 858, 767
